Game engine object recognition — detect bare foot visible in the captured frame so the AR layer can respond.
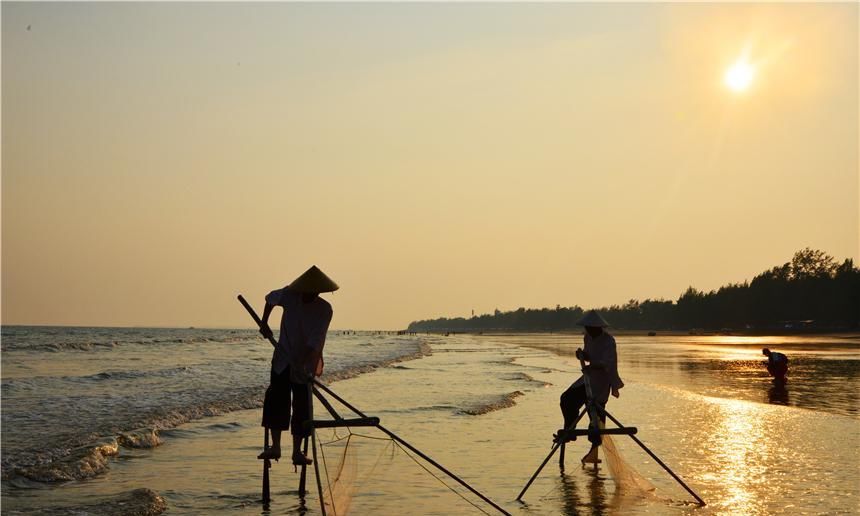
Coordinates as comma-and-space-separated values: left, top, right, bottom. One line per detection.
291, 452, 313, 466
258, 447, 281, 461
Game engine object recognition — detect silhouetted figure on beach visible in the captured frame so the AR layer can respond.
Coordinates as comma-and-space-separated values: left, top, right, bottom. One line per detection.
257, 266, 337, 467
559, 311, 624, 462
762, 348, 789, 384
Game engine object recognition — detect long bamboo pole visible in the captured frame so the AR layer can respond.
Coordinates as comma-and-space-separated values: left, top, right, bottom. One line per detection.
311, 430, 327, 516
577, 354, 603, 446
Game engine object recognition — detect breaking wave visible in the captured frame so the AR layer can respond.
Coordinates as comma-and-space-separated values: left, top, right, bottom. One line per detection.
458, 391, 524, 415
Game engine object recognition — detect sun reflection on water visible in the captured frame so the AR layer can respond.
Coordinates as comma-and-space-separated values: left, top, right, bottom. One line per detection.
699, 336, 775, 347
702, 398, 771, 516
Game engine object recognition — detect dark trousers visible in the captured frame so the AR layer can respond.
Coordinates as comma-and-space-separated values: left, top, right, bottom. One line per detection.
560, 383, 606, 430
261, 368, 313, 437
768, 363, 788, 381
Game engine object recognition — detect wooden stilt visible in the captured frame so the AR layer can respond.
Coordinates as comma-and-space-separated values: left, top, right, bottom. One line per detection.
262, 428, 271, 504
298, 436, 309, 497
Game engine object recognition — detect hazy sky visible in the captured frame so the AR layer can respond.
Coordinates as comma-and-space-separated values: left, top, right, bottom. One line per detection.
2, 2, 857, 330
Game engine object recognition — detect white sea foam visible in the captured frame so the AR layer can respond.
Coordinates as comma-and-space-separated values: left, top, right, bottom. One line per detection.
2, 327, 433, 483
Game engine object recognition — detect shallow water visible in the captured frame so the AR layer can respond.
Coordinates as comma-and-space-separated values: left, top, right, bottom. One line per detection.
2, 329, 858, 514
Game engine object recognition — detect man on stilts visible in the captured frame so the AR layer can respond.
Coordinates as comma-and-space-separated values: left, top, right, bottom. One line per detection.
558, 310, 624, 464
520, 312, 705, 506
257, 265, 337, 468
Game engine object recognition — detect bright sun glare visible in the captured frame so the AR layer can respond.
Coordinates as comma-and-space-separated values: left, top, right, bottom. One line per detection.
724, 57, 756, 92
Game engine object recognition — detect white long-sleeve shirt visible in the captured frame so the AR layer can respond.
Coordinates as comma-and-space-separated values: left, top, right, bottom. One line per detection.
265, 288, 333, 379
572, 331, 624, 404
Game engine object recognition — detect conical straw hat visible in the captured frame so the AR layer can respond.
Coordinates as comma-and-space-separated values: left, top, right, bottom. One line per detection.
576, 310, 609, 327
288, 265, 339, 294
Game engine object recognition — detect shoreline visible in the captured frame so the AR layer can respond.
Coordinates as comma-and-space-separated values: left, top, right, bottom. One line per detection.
414, 329, 860, 338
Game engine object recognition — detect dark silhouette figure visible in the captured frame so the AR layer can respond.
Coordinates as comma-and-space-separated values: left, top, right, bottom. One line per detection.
257, 265, 338, 467
763, 348, 789, 384
559, 311, 623, 464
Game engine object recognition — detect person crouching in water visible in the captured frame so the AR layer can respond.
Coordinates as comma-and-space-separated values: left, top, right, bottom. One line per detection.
257, 265, 337, 468
762, 348, 789, 384
559, 311, 624, 460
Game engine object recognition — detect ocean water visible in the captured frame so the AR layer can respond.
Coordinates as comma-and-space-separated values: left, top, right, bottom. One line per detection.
2, 327, 858, 515
1, 327, 429, 484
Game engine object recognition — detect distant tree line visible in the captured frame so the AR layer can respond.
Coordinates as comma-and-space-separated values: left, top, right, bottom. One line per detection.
406, 248, 860, 333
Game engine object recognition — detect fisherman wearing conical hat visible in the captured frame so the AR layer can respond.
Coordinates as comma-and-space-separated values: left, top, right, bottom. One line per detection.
257, 266, 338, 466
558, 310, 624, 446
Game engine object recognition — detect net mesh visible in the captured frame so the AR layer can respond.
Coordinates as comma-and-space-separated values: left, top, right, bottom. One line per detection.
315, 428, 492, 516
318, 431, 396, 516
602, 435, 658, 496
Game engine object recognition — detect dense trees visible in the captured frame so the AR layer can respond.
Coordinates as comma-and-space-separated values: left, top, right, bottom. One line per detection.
406, 249, 859, 333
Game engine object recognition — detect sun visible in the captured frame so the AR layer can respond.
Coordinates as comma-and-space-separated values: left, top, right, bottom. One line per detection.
724, 57, 756, 93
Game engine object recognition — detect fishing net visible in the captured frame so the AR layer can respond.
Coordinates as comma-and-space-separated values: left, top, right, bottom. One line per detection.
315, 428, 494, 516
539, 434, 658, 514
316, 430, 395, 516
602, 435, 657, 496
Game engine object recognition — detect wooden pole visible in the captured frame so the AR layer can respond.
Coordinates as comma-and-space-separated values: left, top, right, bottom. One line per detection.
313, 386, 343, 420
304, 370, 316, 501
313, 380, 511, 516
311, 430, 327, 516
577, 355, 602, 447
237, 295, 279, 348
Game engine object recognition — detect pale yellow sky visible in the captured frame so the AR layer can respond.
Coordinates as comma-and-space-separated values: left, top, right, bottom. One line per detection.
2, 2, 857, 329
